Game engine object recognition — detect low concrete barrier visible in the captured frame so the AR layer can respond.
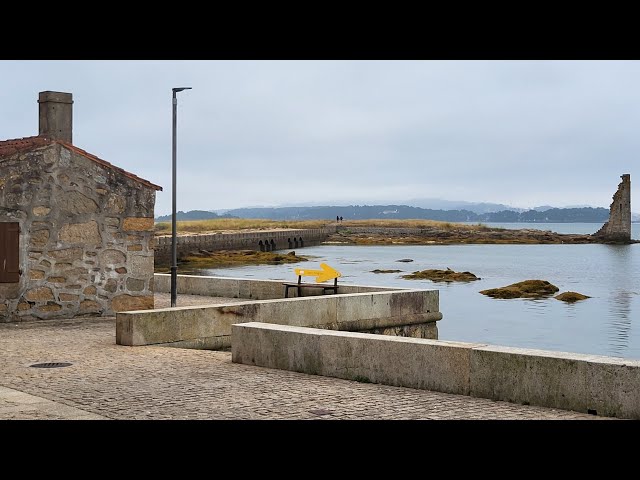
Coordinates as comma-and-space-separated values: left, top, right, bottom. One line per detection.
117, 275, 441, 348
231, 322, 640, 419
470, 345, 640, 419
153, 273, 399, 300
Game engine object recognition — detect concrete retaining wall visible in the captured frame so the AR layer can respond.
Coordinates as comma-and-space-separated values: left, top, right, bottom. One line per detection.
154, 227, 336, 264
231, 322, 640, 419
117, 276, 441, 348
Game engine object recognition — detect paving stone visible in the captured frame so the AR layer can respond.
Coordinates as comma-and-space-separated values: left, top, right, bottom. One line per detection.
0, 294, 616, 420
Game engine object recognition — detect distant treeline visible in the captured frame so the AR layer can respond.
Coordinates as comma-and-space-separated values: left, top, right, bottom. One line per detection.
156, 205, 613, 223
155, 210, 238, 222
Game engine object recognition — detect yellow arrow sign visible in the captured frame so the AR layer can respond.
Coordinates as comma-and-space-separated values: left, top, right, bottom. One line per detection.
294, 263, 342, 283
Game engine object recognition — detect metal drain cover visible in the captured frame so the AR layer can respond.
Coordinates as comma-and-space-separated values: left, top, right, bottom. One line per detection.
30, 362, 72, 368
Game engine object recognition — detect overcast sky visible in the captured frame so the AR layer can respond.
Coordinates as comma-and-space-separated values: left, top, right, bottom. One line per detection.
1, 60, 638, 216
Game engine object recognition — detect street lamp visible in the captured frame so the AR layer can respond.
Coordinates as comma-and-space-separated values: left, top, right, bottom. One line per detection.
171, 87, 192, 307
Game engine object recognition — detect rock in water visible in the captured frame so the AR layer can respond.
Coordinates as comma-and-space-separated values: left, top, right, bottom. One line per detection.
402, 269, 480, 282
480, 280, 559, 299
555, 291, 590, 302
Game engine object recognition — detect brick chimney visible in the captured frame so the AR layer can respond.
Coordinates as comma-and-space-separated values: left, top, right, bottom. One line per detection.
38, 91, 73, 143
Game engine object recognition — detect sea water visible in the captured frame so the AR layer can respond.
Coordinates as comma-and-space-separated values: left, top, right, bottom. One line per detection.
196, 223, 640, 360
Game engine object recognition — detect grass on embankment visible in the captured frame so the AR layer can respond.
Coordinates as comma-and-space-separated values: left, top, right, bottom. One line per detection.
154, 218, 330, 234
154, 218, 493, 235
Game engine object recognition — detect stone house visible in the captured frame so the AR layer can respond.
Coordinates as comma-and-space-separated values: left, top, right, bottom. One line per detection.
0, 91, 162, 322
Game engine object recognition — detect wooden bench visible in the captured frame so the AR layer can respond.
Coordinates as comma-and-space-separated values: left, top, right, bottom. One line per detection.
283, 276, 339, 298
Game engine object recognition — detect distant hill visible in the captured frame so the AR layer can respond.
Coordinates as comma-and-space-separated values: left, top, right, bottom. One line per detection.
483, 207, 610, 223
155, 210, 238, 222
223, 205, 479, 221
171, 205, 615, 223
401, 198, 518, 214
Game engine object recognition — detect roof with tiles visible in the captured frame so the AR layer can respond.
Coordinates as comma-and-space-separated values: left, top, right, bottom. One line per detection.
0, 135, 52, 157
0, 135, 162, 191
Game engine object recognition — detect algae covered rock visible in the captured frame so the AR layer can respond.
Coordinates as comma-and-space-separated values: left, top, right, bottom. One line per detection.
179, 249, 308, 270
555, 291, 590, 302
480, 280, 559, 299
402, 268, 480, 282
371, 269, 403, 274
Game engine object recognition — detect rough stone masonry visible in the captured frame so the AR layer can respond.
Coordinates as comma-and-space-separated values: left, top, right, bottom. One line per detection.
0, 91, 162, 321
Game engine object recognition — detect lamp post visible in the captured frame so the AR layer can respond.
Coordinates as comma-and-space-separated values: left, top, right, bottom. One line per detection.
171, 87, 192, 307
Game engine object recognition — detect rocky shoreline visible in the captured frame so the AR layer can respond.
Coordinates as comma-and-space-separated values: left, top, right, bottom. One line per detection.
153, 223, 638, 272
324, 225, 638, 245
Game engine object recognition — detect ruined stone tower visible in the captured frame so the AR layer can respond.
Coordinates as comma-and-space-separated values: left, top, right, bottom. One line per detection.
593, 174, 631, 242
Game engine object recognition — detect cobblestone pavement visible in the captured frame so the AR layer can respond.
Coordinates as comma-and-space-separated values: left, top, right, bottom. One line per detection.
0, 294, 615, 420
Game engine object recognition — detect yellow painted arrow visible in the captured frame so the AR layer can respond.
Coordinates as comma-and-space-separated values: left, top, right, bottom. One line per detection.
294, 263, 342, 283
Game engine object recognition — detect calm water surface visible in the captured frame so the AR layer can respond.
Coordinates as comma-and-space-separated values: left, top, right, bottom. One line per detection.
197, 223, 640, 360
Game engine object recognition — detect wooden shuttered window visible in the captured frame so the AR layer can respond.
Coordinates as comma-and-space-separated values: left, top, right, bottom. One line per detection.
0, 222, 20, 283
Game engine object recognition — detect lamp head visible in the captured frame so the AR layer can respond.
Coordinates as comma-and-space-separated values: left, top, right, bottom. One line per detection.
173, 87, 192, 93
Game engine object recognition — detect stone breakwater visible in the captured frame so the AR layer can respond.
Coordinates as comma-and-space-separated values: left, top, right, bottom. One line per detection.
154, 227, 337, 266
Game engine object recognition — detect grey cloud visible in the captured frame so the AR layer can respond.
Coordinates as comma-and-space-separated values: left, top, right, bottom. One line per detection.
1, 60, 638, 216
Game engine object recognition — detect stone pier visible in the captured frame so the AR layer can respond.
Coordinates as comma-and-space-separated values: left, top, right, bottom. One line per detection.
153, 227, 336, 265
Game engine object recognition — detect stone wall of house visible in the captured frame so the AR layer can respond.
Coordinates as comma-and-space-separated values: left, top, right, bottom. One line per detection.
0, 143, 157, 322
593, 174, 631, 243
